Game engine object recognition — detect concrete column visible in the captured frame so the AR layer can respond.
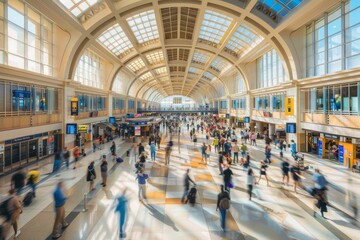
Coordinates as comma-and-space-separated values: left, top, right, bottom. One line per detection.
255, 121, 263, 134
245, 92, 251, 129
108, 93, 113, 117
63, 84, 76, 148
269, 123, 275, 139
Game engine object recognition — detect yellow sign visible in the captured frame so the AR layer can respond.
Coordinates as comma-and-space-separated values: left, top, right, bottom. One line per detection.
70, 98, 78, 116
285, 97, 294, 116
78, 125, 88, 133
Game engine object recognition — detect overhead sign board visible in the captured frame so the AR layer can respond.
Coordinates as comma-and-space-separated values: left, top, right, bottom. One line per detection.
285, 97, 294, 116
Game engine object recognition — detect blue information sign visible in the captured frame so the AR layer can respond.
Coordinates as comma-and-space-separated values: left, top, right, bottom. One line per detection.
109, 117, 115, 123
318, 140, 323, 157
66, 123, 77, 134
338, 145, 344, 164
244, 117, 250, 123
226, 114, 230, 119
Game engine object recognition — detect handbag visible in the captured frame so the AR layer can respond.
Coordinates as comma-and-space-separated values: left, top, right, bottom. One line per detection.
227, 182, 234, 188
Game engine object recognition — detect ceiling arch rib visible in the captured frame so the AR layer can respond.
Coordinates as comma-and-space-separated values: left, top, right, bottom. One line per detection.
60, 0, 307, 103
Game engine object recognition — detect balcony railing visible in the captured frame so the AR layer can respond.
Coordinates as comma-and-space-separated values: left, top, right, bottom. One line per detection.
137, 107, 218, 112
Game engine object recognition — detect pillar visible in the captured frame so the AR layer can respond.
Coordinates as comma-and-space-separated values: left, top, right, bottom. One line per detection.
269, 123, 275, 139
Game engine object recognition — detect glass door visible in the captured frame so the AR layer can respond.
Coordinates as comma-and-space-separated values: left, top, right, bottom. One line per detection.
29, 140, 38, 162
20, 141, 28, 165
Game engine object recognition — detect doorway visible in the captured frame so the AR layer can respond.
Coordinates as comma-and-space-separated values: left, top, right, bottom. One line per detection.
0, 153, 4, 174
29, 140, 38, 162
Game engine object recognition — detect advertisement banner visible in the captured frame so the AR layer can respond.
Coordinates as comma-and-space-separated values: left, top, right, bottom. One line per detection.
78, 125, 88, 133
318, 140, 323, 157
285, 97, 294, 116
338, 145, 344, 164
70, 98, 78, 116
135, 126, 141, 136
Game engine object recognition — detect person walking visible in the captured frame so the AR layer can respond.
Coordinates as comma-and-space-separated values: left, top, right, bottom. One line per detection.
247, 168, 255, 200
291, 140, 297, 158
232, 142, 240, 164
213, 137, 219, 153
291, 162, 303, 193
314, 191, 327, 219
181, 169, 196, 203
201, 142, 207, 164
63, 147, 70, 169
52, 181, 68, 239
138, 143, 145, 156
218, 152, 224, 175
100, 159, 108, 187
165, 145, 172, 165
115, 190, 128, 238
27, 168, 40, 197
256, 160, 269, 186
216, 185, 230, 231
53, 150, 63, 174
156, 135, 161, 150
73, 146, 79, 169
7, 189, 22, 238
150, 142, 156, 161
312, 169, 328, 202
110, 141, 116, 161
86, 161, 96, 192
136, 168, 148, 201
281, 159, 290, 186
223, 165, 233, 193
251, 132, 257, 146
10, 169, 26, 196
193, 133, 197, 147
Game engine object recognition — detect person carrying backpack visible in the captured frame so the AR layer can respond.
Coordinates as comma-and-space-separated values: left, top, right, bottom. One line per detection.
216, 185, 230, 231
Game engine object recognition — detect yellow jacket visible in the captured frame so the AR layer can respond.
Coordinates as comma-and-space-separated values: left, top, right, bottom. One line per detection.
28, 170, 40, 184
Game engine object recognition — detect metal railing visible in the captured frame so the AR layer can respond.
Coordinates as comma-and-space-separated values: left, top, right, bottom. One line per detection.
137, 107, 218, 112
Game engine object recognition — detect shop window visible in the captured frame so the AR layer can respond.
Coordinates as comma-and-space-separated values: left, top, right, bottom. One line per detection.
316, 88, 324, 111
349, 85, 358, 113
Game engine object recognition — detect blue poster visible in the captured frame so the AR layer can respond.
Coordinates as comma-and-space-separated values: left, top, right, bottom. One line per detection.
338, 145, 344, 164
318, 140, 323, 157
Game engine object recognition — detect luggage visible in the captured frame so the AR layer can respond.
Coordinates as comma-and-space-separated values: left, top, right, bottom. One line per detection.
0, 197, 12, 221
126, 150, 130, 157
116, 157, 124, 163
187, 187, 197, 204
23, 192, 34, 207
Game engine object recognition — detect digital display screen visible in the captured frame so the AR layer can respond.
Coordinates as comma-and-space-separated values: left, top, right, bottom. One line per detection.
66, 124, 77, 134
135, 126, 141, 136
286, 123, 296, 133
109, 117, 115, 123
126, 114, 134, 118
244, 117, 250, 123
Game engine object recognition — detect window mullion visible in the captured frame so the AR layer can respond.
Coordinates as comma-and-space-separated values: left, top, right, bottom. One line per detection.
324, 13, 329, 74
341, 1, 346, 71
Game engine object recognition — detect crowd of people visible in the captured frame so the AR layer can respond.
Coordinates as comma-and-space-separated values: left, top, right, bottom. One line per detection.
1, 114, 358, 239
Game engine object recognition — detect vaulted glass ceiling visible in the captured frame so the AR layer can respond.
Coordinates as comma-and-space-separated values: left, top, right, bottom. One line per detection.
198, 10, 233, 45
59, 0, 100, 17
256, 0, 304, 17
97, 24, 133, 57
60, 0, 305, 101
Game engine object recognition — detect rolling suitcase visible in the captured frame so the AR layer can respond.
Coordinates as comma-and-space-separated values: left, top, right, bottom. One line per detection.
116, 157, 124, 163
187, 187, 197, 204
23, 191, 34, 207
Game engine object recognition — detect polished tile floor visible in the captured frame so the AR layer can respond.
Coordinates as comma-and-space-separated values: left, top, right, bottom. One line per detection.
4, 126, 360, 240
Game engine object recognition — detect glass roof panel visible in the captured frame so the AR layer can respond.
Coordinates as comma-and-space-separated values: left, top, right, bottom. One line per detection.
210, 56, 232, 74
202, 71, 215, 81
58, 0, 100, 17
146, 51, 164, 65
225, 24, 264, 57
127, 10, 160, 44
97, 24, 133, 57
192, 50, 210, 65
155, 67, 168, 76
257, 0, 304, 18
139, 71, 153, 81
198, 10, 233, 45
126, 57, 146, 73
188, 67, 201, 75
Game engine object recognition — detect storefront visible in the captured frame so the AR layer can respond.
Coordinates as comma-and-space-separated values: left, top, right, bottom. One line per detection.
317, 133, 340, 160
1, 130, 61, 175
305, 131, 321, 154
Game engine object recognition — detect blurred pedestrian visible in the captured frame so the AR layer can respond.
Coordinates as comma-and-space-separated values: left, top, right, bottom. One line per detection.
247, 168, 255, 200
86, 161, 96, 192
52, 181, 68, 239
27, 168, 40, 197
281, 159, 290, 186
100, 160, 108, 187
216, 185, 230, 231
8, 189, 22, 238
73, 146, 80, 169
63, 147, 70, 169
256, 160, 269, 186
10, 169, 26, 196
110, 141, 116, 161
181, 169, 196, 203
115, 190, 128, 239
150, 142, 156, 161
291, 162, 303, 193
136, 168, 148, 201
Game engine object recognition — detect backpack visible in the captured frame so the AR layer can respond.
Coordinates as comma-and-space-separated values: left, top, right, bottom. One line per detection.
0, 197, 13, 221
219, 197, 230, 210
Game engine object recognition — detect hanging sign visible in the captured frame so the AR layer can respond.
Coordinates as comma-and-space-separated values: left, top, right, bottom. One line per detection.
285, 97, 294, 116
70, 98, 78, 116
338, 145, 344, 164
78, 125, 88, 133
